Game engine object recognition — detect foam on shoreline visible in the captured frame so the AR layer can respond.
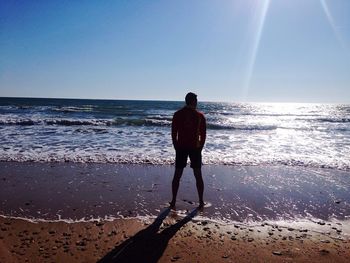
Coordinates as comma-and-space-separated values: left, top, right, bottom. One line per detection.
1, 162, 349, 223
1, 212, 349, 241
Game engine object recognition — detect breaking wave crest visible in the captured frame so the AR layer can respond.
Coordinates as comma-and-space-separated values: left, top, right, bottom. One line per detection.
0, 117, 280, 131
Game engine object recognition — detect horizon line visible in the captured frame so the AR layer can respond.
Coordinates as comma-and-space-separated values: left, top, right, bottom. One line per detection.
0, 96, 349, 105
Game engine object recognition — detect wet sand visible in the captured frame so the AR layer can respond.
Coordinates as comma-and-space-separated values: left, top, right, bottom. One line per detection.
1, 162, 349, 221
1, 162, 350, 262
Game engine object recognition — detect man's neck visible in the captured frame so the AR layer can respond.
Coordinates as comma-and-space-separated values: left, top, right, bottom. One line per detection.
185, 105, 196, 110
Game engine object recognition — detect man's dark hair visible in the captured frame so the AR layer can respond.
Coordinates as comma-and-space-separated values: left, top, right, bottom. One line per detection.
185, 92, 197, 105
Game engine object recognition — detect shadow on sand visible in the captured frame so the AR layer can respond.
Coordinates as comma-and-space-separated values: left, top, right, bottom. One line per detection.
98, 207, 199, 263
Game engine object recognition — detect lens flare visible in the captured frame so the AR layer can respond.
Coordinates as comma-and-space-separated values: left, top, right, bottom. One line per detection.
320, 0, 349, 54
241, 0, 271, 101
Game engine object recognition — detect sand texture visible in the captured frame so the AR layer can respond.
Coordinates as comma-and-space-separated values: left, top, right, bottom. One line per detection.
1, 162, 350, 262
1, 210, 350, 263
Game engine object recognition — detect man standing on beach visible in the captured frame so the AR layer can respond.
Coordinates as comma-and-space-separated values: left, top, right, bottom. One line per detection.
170, 92, 206, 208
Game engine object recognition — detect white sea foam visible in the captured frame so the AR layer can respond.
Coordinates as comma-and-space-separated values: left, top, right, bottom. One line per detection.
1, 213, 349, 239
1, 99, 350, 170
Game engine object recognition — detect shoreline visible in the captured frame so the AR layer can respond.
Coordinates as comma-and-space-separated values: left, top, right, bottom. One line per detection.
1, 161, 350, 262
1, 162, 349, 222
1, 211, 349, 263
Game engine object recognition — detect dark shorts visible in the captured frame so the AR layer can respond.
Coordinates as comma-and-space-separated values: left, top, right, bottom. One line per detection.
175, 148, 202, 169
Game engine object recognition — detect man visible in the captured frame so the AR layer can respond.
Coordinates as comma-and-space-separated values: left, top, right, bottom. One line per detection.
170, 92, 206, 208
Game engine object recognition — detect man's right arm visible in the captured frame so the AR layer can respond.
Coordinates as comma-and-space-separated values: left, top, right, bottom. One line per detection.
200, 114, 206, 149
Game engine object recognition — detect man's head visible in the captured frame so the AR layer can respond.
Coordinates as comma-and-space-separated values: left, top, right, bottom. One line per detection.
185, 92, 197, 108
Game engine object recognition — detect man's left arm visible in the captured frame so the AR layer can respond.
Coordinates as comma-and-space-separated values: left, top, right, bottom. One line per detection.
172, 114, 178, 149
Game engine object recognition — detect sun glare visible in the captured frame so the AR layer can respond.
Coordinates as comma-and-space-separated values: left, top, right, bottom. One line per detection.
320, 0, 349, 55
241, 0, 271, 101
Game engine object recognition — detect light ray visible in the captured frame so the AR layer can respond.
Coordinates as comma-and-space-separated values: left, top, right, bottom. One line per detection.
241, 0, 271, 101
320, 0, 349, 53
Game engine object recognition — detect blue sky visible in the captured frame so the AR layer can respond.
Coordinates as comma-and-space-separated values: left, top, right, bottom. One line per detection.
1, 0, 349, 103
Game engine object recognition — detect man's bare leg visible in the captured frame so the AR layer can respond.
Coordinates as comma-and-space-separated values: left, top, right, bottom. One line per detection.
170, 168, 183, 208
193, 168, 204, 207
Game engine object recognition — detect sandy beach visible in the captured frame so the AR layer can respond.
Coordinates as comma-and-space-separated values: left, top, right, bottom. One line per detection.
1, 162, 350, 262
1, 213, 349, 262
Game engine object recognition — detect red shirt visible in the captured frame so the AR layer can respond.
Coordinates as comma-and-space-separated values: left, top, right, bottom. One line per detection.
172, 106, 206, 149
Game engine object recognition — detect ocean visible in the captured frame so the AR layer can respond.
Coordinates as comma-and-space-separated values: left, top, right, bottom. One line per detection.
0, 97, 349, 171
1, 97, 350, 223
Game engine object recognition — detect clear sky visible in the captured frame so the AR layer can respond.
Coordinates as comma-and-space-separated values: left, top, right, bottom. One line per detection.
1, 0, 349, 103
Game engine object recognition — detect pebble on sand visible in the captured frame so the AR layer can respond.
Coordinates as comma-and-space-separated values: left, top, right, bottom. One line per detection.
319, 249, 330, 255
272, 251, 282, 256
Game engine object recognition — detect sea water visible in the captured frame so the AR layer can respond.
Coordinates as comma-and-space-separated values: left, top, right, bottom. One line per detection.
0, 97, 349, 170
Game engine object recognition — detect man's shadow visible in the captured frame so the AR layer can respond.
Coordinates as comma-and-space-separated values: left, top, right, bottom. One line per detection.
98, 207, 199, 263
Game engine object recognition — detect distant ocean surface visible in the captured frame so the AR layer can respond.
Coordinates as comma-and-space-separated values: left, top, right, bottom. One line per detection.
0, 97, 349, 170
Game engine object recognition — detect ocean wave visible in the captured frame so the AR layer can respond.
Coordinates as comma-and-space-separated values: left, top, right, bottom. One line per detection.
53, 106, 95, 113
295, 117, 350, 123
1, 155, 349, 171
0, 119, 35, 125
45, 119, 109, 126
316, 117, 350, 123
0, 117, 169, 127
0, 118, 108, 126
1, 116, 349, 133
0, 117, 279, 131
111, 118, 171, 127
207, 123, 277, 131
